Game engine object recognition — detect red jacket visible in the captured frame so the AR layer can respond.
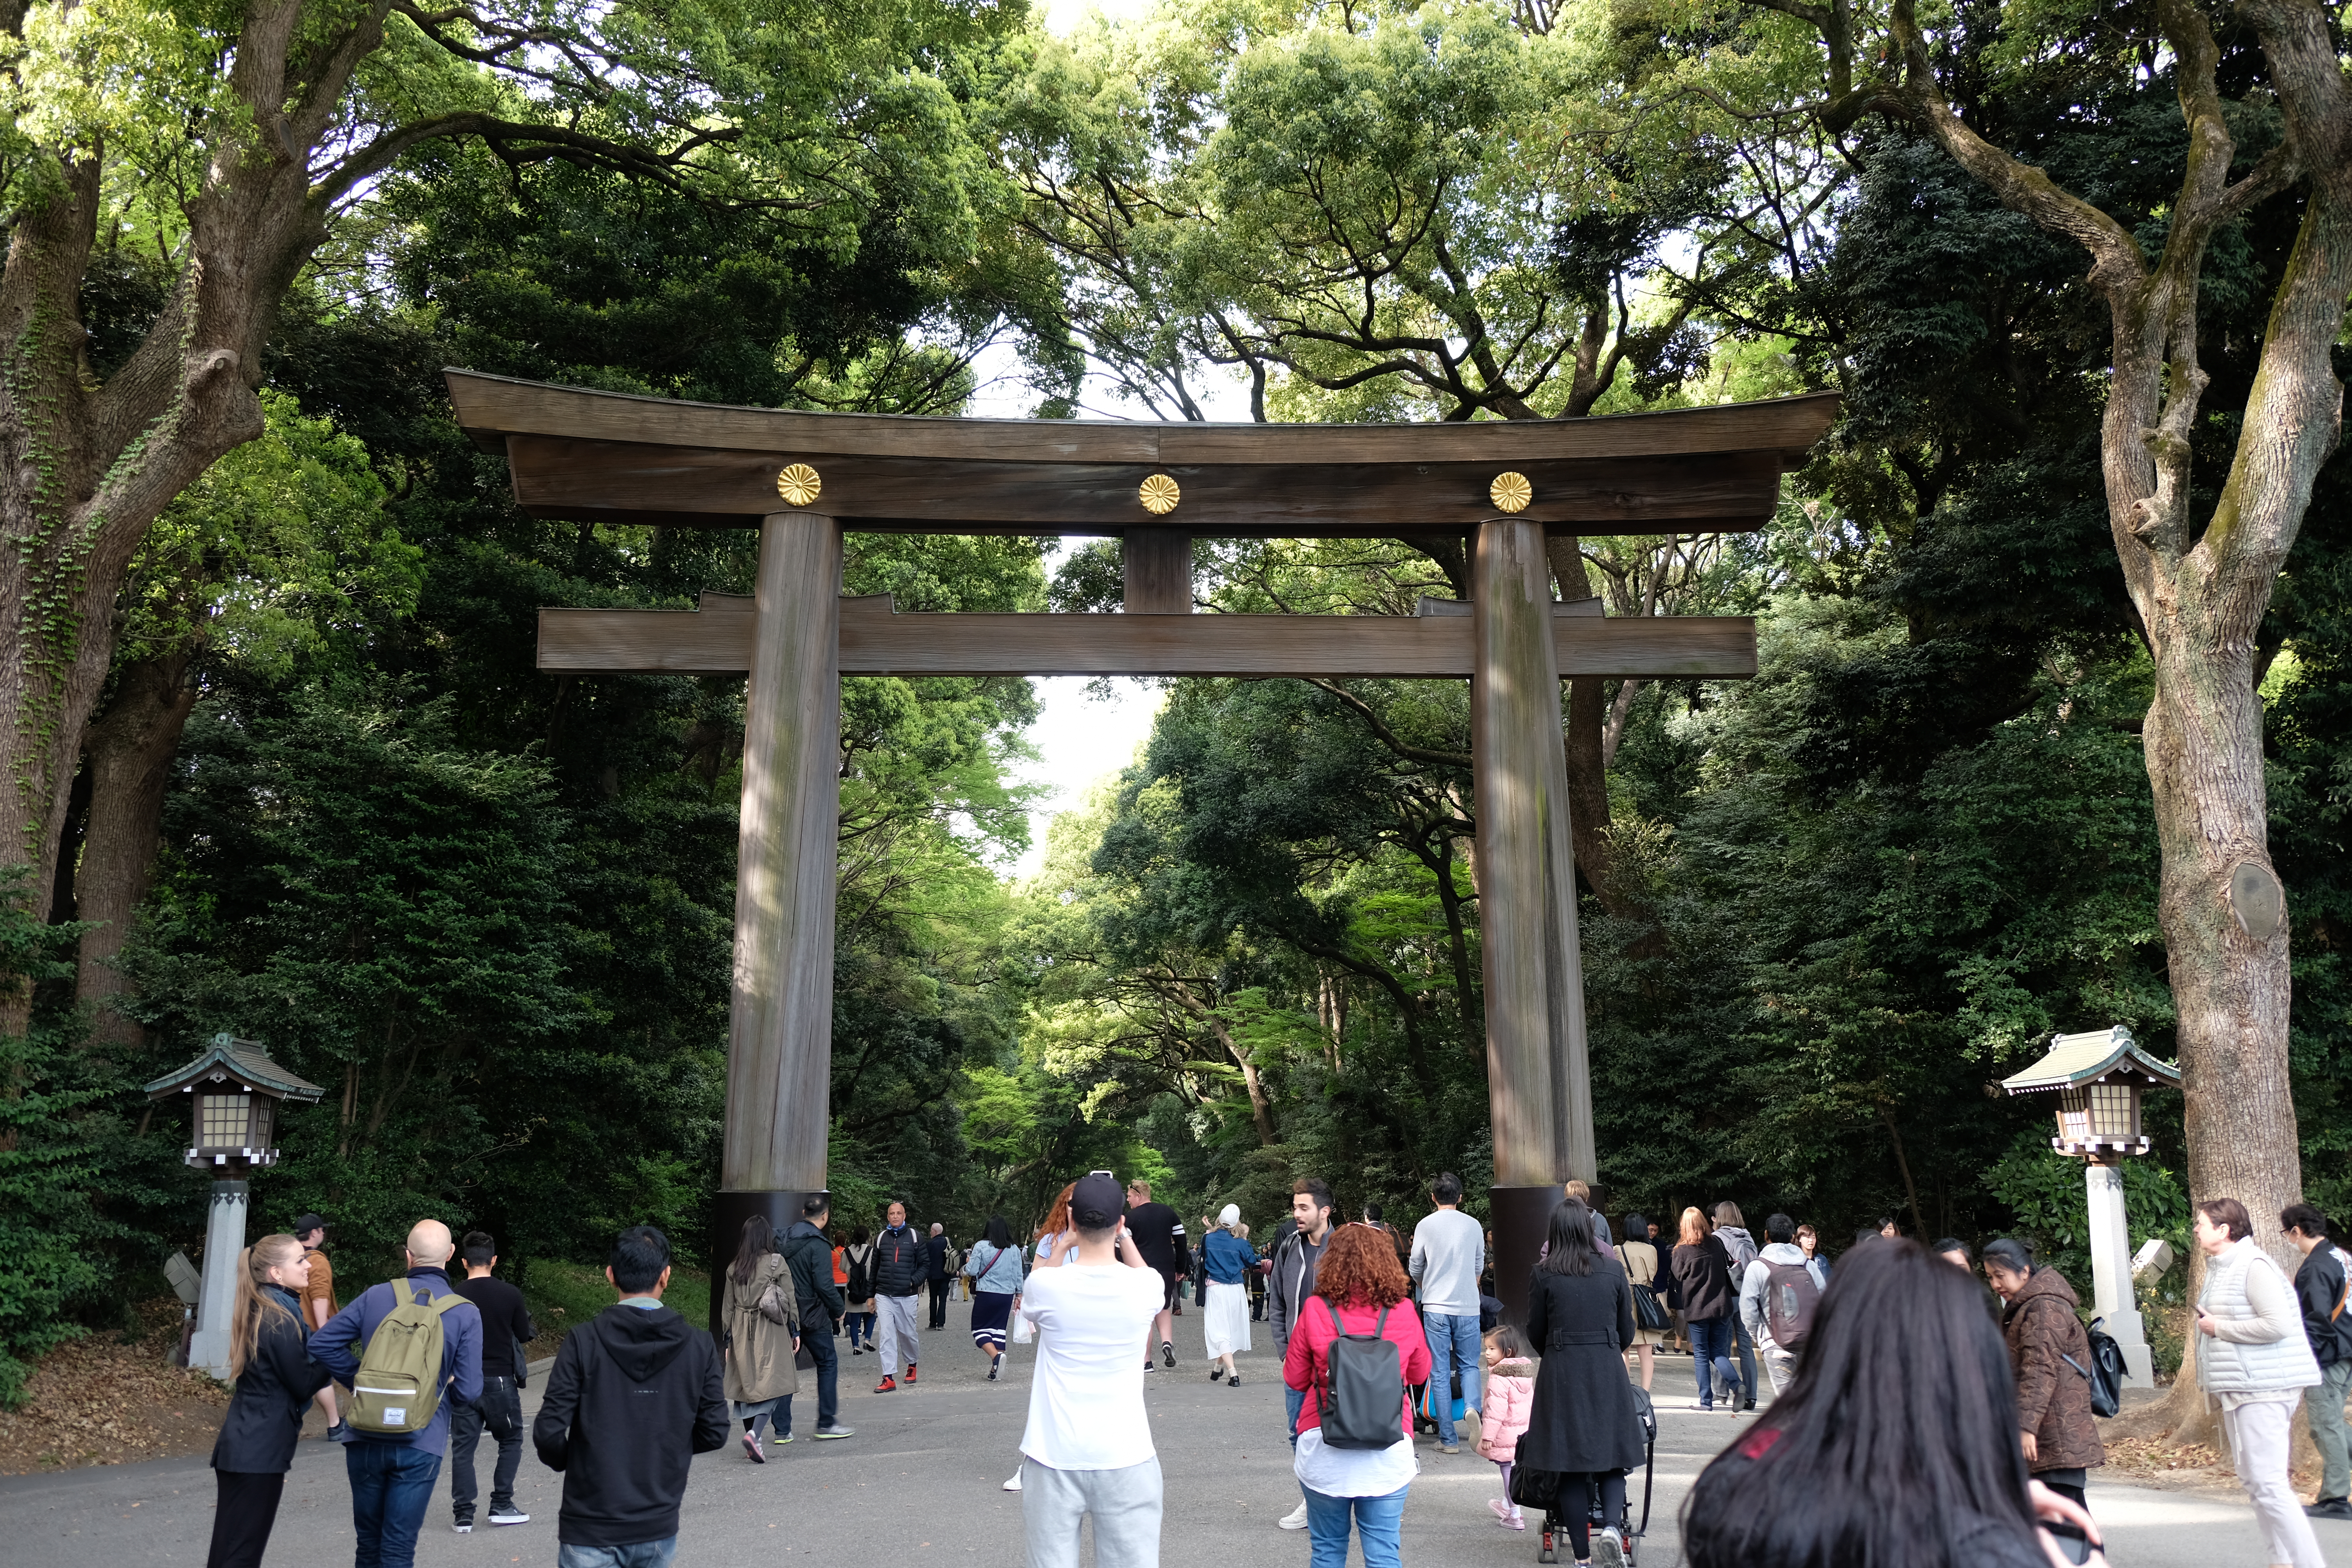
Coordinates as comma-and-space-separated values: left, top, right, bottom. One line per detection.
1283, 1295, 1433, 1439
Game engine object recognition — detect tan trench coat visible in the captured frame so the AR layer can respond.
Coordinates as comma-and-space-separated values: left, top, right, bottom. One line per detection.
723, 1253, 801, 1404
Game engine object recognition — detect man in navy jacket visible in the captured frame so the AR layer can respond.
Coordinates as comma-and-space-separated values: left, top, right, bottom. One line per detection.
312, 1219, 483, 1568
533, 1225, 728, 1565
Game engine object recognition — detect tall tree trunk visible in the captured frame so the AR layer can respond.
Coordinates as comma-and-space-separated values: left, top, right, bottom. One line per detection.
1849, 0, 2352, 1438
74, 653, 200, 1047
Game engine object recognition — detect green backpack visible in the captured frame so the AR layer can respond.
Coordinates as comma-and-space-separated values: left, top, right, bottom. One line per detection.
347, 1283, 470, 1436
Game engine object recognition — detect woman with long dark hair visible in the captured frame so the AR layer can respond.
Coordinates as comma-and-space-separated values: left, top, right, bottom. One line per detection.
722, 1213, 800, 1461
1518, 1200, 1646, 1568
1617, 1212, 1664, 1392
206, 1234, 332, 1568
840, 1223, 876, 1353
961, 1214, 1024, 1380
1682, 1237, 2108, 1568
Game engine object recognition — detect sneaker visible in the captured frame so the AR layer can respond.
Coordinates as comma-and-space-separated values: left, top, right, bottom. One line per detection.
904, 1364, 917, 1385
1004, 1472, 1023, 1492
2309, 1498, 2352, 1519
874, 1375, 898, 1393
1593, 1524, 1628, 1568
1279, 1501, 1310, 1531
988, 1361, 1000, 1382
1161, 1341, 1176, 1369
814, 1425, 855, 1439
773, 1432, 793, 1445
744, 1431, 765, 1463
1143, 1357, 1156, 1371
453, 1519, 474, 1535
1488, 1498, 1514, 1524
488, 1506, 530, 1526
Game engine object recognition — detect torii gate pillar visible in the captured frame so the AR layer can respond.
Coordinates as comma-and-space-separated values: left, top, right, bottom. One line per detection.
710, 510, 840, 1272
1475, 519, 1593, 1325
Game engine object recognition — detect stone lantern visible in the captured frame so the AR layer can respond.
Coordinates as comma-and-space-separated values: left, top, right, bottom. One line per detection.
2000, 1024, 2181, 1389
144, 1034, 323, 1378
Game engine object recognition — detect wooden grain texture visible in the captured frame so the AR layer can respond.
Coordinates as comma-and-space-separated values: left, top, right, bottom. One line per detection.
500, 436, 1785, 532
535, 600, 1757, 678
448, 368, 1839, 465
1472, 519, 1591, 1189
1123, 529, 1192, 613
721, 515, 840, 1194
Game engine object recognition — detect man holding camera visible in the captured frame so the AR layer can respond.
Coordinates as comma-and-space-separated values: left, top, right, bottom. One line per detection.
1018, 1173, 1167, 1568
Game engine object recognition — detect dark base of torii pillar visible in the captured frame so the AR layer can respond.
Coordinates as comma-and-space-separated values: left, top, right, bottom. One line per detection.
1472, 516, 1595, 1329
706, 510, 841, 1338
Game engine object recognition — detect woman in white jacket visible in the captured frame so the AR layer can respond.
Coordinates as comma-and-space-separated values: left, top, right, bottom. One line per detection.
2195, 1196, 2325, 1568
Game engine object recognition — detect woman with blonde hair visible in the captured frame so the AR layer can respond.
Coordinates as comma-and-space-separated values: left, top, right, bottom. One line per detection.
207, 1234, 332, 1568
1668, 1206, 1744, 1414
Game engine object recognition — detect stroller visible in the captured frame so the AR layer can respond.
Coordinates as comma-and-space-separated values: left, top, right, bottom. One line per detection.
1534, 1385, 1657, 1565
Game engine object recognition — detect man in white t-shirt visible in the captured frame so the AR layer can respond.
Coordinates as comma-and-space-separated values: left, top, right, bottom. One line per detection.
1018, 1172, 1168, 1568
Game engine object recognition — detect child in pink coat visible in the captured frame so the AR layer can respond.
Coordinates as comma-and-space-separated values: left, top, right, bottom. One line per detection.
1475, 1323, 1537, 1530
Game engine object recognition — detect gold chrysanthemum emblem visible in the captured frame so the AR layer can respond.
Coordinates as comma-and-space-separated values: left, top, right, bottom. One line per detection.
1138, 473, 1182, 515
1489, 472, 1534, 514
775, 463, 823, 508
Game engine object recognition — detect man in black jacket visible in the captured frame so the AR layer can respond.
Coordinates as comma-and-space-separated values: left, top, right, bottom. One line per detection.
870, 1201, 926, 1392
782, 1194, 853, 1441
2286, 1203, 2352, 1519
532, 1226, 727, 1566
450, 1230, 538, 1533
925, 1223, 953, 1329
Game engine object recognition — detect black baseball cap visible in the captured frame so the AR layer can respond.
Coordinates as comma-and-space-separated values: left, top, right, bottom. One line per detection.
292, 1213, 327, 1238
1071, 1173, 1125, 1230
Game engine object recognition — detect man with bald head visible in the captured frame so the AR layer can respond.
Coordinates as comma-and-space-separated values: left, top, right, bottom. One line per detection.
313, 1218, 485, 1568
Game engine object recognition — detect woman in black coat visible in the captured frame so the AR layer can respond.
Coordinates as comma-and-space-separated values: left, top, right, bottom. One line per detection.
1668, 1206, 1745, 1414
209, 1234, 333, 1568
1521, 1200, 1648, 1568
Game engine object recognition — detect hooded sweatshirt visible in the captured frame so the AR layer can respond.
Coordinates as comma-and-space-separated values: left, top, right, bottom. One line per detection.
1739, 1242, 1828, 1354
532, 1299, 729, 1547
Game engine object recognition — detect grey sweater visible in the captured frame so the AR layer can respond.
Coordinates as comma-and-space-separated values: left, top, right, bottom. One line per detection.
1409, 1208, 1486, 1315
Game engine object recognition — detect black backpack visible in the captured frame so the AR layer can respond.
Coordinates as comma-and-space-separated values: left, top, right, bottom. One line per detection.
1309, 1298, 1405, 1450
846, 1245, 873, 1302
2076, 1318, 2125, 1419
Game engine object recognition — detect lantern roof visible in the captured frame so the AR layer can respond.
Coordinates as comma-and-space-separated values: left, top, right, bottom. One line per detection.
143, 1033, 325, 1103
2000, 1025, 2181, 1096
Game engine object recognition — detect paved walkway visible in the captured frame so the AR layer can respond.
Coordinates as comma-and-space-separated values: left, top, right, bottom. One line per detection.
3, 1300, 2345, 1566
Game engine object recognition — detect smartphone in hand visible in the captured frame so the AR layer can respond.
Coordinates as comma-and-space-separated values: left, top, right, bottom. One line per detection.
2041, 1523, 2094, 1566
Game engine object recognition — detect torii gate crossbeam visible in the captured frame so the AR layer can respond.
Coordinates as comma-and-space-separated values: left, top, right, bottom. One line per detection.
445, 370, 1837, 1326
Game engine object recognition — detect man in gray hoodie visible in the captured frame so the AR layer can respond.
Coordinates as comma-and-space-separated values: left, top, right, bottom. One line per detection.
1739, 1212, 1828, 1397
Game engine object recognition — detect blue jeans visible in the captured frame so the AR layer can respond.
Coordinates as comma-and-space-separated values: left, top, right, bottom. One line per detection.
806, 1324, 840, 1430
1423, 1311, 1483, 1444
1690, 1316, 1742, 1409
557, 1541, 677, 1568
1286, 1384, 1307, 1446
1304, 1484, 1408, 1568
345, 1441, 442, 1568
1729, 1313, 1759, 1406
847, 1310, 874, 1347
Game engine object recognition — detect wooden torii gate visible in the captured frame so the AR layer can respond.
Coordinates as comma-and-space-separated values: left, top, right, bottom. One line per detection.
445, 370, 1836, 1319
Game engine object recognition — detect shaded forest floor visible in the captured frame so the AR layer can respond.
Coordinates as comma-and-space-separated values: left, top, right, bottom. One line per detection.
0, 1264, 713, 1476
0, 1301, 227, 1475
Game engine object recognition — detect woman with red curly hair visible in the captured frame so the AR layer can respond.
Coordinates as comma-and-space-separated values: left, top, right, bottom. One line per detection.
1284, 1222, 1433, 1568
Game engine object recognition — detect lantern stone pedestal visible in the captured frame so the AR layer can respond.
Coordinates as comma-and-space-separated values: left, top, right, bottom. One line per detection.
187, 1179, 251, 1380
2086, 1161, 2156, 1388
143, 1035, 324, 1382
2000, 1025, 2177, 1394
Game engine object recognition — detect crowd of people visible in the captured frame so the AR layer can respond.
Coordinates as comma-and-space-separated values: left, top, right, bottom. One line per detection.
196, 1181, 2352, 1568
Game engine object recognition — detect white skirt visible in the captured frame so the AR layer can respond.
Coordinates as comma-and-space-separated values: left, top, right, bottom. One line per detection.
1205, 1280, 1252, 1358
